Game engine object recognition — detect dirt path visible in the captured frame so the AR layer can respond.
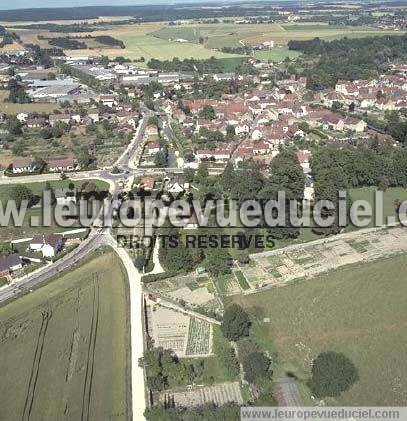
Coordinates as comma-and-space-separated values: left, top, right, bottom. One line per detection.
107, 236, 146, 421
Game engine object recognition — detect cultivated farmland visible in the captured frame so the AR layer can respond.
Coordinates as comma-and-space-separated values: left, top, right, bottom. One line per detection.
10, 21, 405, 62
65, 23, 240, 61
149, 22, 405, 50
242, 227, 407, 289
231, 253, 407, 405
0, 250, 130, 420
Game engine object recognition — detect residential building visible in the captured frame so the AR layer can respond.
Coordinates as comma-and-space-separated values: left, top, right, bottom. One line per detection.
0, 254, 22, 278
29, 234, 63, 258
12, 157, 38, 174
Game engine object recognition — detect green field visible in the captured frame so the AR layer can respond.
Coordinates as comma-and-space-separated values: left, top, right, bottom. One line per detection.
81, 22, 406, 62
143, 22, 406, 50
90, 23, 241, 61
281, 24, 344, 31
349, 186, 407, 229
190, 326, 239, 384
0, 179, 109, 241
254, 46, 302, 62
0, 249, 130, 420
234, 270, 251, 290
0, 90, 60, 114
230, 254, 407, 405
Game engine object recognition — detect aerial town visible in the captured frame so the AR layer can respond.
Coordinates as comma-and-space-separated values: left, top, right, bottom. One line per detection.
0, 1, 406, 420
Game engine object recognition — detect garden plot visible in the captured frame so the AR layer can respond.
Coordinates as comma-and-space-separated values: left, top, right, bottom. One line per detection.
159, 381, 243, 408
147, 274, 218, 309
213, 274, 241, 296
185, 317, 212, 357
243, 227, 407, 289
148, 303, 213, 358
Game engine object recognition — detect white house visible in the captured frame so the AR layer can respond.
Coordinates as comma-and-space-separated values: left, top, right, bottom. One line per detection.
29, 234, 63, 258
12, 157, 38, 174
16, 112, 28, 122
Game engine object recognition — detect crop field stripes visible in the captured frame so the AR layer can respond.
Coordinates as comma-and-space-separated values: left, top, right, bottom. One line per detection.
185, 317, 211, 356
22, 309, 52, 421
81, 274, 100, 421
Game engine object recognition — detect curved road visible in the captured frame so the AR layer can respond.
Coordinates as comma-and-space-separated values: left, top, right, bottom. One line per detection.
0, 112, 158, 420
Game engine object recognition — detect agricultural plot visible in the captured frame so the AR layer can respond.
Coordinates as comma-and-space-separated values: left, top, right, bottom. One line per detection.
148, 22, 405, 51
213, 273, 242, 296
147, 301, 212, 358
212, 270, 252, 295
70, 23, 240, 61
159, 381, 243, 408
0, 250, 130, 420
12, 22, 404, 62
0, 122, 130, 169
243, 227, 407, 289
233, 269, 251, 291
147, 273, 221, 313
231, 253, 407, 405
185, 317, 212, 357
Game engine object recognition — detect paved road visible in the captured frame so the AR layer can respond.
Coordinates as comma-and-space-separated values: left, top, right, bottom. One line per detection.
0, 110, 223, 419
0, 229, 106, 302
0, 110, 159, 421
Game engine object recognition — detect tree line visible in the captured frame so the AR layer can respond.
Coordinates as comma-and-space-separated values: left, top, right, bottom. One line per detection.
288, 34, 407, 89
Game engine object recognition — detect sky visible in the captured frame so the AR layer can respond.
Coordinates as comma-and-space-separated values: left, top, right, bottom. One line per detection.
1, 0, 245, 10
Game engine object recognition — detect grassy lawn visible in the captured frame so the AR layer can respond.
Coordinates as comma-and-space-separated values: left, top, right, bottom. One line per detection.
0, 179, 109, 202
281, 24, 343, 31
0, 179, 109, 241
192, 326, 238, 384
348, 186, 407, 229
0, 249, 131, 420
0, 90, 60, 114
230, 254, 407, 405
254, 46, 302, 62
215, 57, 247, 71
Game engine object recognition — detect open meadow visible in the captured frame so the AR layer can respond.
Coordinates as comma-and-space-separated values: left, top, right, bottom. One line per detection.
349, 186, 407, 229
0, 90, 60, 114
230, 254, 407, 405
0, 249, 131, 420
253, 46, 302, 62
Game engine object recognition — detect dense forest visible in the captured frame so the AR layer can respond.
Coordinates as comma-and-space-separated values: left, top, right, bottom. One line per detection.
94, 35, 125, 49
48, 37, 87, 50
0, 4, 296, 22
311, 143, 407, 190
288, 34, 407, 89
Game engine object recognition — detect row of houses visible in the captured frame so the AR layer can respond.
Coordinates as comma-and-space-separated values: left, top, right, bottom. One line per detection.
0, 234, 63, 279
11, 156, 79, 174
329, 69, 407, 111
14, 103, 139, 130
163, 74, 370, 165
